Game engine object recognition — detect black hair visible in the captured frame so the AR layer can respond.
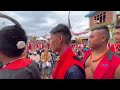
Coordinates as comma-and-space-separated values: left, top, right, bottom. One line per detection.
0, 13, 28, 57
0, 25, 28, 57
50, 24, 72, 45
115, 25, 120, 29
91, 25, 110, 41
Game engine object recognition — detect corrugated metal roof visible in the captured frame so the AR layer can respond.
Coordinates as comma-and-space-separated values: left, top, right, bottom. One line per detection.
85, 11, 96, 17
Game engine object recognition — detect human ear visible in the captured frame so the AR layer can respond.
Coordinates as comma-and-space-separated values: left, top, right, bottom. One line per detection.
101, 35, 106, 41
59, 35, 63, 44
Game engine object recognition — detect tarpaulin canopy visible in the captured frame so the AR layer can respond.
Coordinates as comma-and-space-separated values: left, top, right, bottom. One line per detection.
36, 37, 46, 41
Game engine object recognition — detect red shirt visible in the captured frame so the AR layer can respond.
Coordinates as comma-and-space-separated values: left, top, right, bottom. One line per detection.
36, 42, 39, 48
108, 43, 120, 52
41, 43, 44, 49
82, 49, 120, 79
28, 42, 32, 50
52, 46, 84, 79
0, 58, 32, 70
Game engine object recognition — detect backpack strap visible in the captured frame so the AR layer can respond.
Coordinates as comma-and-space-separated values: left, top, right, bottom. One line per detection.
73, 56, 82, 62
107, 50, 120, 61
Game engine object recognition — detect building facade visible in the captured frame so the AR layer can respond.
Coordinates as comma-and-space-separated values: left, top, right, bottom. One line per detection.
85, 11, 120, 28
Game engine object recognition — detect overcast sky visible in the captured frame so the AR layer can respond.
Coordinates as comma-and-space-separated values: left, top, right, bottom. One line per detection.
0, 11, 89, 36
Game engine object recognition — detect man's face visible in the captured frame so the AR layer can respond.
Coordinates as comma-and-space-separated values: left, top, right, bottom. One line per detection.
88, 30, 103, 49
114, 28, 120, 43
44, 47, 48, 53
50, 34, 60, 53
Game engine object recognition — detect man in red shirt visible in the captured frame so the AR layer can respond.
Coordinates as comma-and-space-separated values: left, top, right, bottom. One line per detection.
109, 26, 120, 55
0, 24, 41, 79
83, 25, 120, 79
27, 42, 32, 53
50, 24, 85, 79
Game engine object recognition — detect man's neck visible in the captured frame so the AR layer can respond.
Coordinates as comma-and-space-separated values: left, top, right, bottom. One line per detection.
1, 56, 22, 65
116, 42, 120, 44
93, 44, 108, 54
58, 44, 69, 56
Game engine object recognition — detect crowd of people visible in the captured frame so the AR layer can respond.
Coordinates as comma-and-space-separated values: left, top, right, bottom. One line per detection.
24, 34, 89, 79
0, 14, 120, 79
26, 40, 59, 79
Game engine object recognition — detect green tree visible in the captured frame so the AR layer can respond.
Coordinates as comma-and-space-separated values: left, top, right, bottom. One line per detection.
32, 36, 38, 40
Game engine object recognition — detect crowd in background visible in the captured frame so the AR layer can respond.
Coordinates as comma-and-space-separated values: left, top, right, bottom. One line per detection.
1, 13, 120, 79
25, 38, 90, 79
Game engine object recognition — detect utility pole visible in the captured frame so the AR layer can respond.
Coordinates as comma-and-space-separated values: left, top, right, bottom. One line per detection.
68, 11, 71, 29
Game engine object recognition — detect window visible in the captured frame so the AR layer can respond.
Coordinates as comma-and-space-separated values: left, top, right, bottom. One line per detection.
100, 14, 102, 23
96, 15, 100, 24
97, 15, 99, 20
93, 12, 106, 24
94, 16, 96, 20
103, 12, 106, 23
103, 12, 106, 15
94, 16, 96, 23
117, 14, 120, 25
